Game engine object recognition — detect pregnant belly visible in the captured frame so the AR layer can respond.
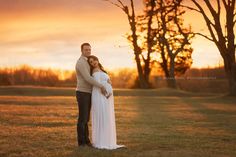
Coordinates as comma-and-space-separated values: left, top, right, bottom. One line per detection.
102, 82, 113, 95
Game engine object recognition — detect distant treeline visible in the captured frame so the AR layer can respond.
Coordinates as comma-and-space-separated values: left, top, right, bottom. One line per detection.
153, 67, 228, 93
0, 65, 227, 92
0, 65, 63, 86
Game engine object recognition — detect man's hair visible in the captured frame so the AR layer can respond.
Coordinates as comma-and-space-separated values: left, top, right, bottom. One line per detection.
81, 43, 91, 51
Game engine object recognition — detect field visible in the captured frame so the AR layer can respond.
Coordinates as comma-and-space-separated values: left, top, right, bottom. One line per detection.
0, 86, 236, 157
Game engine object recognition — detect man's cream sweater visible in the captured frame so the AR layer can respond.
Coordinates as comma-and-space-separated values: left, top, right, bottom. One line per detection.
75, 55, 102, 93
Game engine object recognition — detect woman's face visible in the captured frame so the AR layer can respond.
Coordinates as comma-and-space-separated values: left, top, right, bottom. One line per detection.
88, 58, 99, 68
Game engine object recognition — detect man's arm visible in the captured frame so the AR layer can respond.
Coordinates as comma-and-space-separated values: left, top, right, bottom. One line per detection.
76, 62, 103, 88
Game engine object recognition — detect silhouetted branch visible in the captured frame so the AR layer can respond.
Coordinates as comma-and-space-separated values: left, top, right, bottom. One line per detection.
234, 11, 236, 26
204, 0, 218, 18
222, 0, 228, 10
194, 32, 214, 42
103, 0, 130, 14
216, 0, 221, 15
192, 0, 218, 43
117, 0, 126, 8
103, 0, 123, 10
180, 4, 200, 13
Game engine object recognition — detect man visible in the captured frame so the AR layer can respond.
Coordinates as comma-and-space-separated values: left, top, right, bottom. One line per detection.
75, 43, 107, 147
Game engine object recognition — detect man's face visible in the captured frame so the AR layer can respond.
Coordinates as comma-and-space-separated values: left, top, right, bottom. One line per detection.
82, 45, 91, 57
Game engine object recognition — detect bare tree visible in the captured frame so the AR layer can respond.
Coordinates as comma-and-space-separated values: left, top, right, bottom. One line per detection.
184, 0, 236, 95
137, 0, 157, 85
104, 0, 193, 89
155, 0, 194, 88
103, 0, 151, 88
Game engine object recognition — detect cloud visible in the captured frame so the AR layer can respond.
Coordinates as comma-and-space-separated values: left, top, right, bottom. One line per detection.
0, 0, 132, 70
0, 0, 224, 70
0, 0, 142, 16
0, 0, 104, 13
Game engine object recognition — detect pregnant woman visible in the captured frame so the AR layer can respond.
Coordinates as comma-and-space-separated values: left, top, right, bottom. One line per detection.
87, 55, 124, 150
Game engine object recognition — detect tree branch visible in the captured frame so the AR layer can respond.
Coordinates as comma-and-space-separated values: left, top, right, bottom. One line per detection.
233, 9, 236, 27
203, 0, 225, 44
203, 0, 218, 18
216, 0, 221, 15
103, 0, 130, 14
130, 0, 135, 17
173, 10, 191, 57
194, 32, 214, 42
192, 0, 218, 44
233, 0, 236, 21
103, 0, 124, 10
117, 0, 126, 8
232, 0, 236, 10
222, 0, 228, 10
141, 54, 146, 62
180, 4, 201, 13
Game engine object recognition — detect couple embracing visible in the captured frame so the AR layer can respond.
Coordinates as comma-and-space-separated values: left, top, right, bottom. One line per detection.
75, 43, 124, 150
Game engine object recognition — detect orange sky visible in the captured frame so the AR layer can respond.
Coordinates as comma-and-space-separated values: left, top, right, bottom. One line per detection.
0, 0, 227, 70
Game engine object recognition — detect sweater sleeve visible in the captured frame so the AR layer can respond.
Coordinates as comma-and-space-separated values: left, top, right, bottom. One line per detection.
76, 61, 103, 88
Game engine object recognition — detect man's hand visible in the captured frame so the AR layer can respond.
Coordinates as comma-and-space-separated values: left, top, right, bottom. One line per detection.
101, 86, 107, 96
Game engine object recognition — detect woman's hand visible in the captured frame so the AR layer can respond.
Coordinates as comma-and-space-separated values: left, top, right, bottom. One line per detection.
107, 79, 112, 85
101, 86, 107, 96
106, 93, 112, 99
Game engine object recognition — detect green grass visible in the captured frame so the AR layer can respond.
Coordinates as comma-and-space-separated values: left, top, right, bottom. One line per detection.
0, 86, 236, 157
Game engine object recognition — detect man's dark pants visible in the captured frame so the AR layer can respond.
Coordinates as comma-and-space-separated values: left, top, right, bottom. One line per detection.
76, 91, 91, 146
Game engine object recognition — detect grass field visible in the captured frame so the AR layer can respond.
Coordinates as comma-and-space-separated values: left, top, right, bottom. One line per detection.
0, 86, 236, 157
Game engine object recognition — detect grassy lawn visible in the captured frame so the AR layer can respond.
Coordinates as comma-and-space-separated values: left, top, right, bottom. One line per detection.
0, 86, 236, 157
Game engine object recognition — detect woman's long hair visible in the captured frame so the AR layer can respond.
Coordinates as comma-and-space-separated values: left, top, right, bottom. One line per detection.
87, 55, 107, 76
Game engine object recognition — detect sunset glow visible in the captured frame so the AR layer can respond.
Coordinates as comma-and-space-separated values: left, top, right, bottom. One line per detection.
0, 0, 228, 70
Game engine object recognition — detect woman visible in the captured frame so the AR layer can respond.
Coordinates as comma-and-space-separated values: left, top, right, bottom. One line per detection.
87, 55, 124, 150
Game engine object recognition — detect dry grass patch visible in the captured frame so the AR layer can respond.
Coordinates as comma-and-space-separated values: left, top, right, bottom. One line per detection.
165, 103, 206, 121
0, 91, 236, 157
202, 103, 236, 112
175, 125, 232, 136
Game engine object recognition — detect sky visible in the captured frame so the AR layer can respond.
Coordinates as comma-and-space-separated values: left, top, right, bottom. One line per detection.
0, 0, 226, 70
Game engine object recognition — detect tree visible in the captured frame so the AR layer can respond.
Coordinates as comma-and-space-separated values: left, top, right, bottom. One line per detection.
153, 0, 194, 88
184, 0, 236, 95
136, 0, 157, 86
104, 0, 151, 88
104, 0, 194, 89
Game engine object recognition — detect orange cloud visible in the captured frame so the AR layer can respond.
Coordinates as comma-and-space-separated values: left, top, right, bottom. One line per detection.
0, 0, 228, 70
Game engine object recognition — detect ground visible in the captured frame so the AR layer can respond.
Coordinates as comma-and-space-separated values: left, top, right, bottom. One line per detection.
0, 86, 236, 157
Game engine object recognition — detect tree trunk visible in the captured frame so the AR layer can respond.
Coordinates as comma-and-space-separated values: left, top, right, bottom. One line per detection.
167, 78, 177, 89
167, 57, 177, 88
144, 60, 151, 86
132, 28, 150, 88
226, 62, 236, 96
143, 0, 155, 88
129, 5, 150, 89
134, 50, 150, 88
189, 0, 236, 96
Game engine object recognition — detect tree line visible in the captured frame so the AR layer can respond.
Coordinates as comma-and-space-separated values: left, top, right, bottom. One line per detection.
0, 65, 227, 91
0, 65, 61, 86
